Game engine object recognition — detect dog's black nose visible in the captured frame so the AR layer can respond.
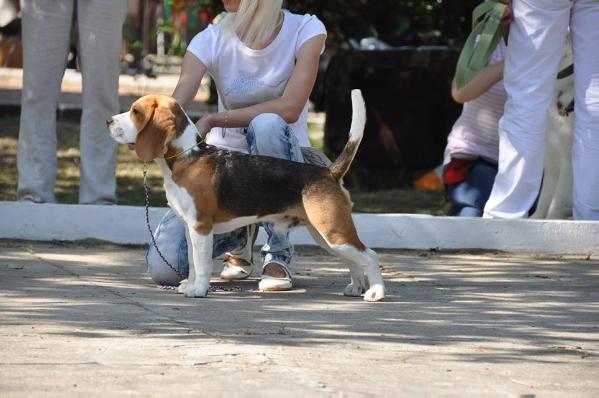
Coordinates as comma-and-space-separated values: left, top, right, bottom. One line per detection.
106, 119, 112, 127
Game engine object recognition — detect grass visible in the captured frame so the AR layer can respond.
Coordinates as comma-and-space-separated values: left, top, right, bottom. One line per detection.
0, 112, 445, 214
0, 113, 167, 206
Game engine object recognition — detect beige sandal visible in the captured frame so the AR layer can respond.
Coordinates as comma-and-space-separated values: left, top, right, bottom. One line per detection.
220, 254, 253, 280
219, 225, 256, 280
259, 261, 293, 291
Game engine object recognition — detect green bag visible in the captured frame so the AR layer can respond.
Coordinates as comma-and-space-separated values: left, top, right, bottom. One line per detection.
454, 1, 509, 90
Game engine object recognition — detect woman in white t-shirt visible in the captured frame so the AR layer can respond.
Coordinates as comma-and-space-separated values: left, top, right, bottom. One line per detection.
146, 0, 327, 292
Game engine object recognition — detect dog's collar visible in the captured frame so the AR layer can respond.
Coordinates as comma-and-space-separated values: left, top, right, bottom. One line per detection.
163, 136, 206, 160
557, 64, 574, 79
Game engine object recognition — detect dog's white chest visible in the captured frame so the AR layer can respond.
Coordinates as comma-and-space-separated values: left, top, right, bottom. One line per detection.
157, 161, 197, 223
165, 180, 195, 220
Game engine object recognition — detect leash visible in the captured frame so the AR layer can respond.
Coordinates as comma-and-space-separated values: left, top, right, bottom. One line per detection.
143, 162, 186, 279
454, 0, 509, 89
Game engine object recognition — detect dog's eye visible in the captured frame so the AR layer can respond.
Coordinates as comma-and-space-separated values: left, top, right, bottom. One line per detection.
131, 108, 140, 115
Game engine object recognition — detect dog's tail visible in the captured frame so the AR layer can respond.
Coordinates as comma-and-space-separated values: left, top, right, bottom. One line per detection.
329, 89, 366, 181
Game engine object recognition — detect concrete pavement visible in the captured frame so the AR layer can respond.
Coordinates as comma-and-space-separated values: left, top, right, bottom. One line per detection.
1, 241, 598, 396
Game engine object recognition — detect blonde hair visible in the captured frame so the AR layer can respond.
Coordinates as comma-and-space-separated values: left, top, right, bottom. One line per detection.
221, 0, 284, 49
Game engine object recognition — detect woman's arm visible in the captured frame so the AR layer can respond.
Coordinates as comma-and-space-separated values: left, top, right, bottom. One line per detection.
451, 61, 504, 104
172, 51, 207, 108
196, 34, 326, 135
452, 0, 510, 104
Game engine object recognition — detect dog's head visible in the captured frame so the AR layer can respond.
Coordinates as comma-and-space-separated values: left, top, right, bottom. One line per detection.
108, 95, 188, 161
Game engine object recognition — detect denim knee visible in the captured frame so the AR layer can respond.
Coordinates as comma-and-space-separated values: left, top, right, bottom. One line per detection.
146, 248, 186, 286
446, 160, 498, 217
248, 113, 287, 137
145, 209, 189, 286
246, 113, 303, 162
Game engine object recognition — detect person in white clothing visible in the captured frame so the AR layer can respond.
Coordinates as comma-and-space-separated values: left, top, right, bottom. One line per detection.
145, 0, 327, 292
483, 0, 599, 220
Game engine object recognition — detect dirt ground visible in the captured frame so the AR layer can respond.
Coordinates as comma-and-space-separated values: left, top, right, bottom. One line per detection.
1, 241, 598, 397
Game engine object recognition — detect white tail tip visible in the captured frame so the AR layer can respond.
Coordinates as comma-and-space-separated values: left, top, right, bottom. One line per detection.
349, 89, 366, 141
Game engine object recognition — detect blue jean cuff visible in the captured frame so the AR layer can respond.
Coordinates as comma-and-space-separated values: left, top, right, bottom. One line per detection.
263, 254, 291, 269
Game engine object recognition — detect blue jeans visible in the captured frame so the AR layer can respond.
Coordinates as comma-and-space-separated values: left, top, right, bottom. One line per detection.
445, 159, 498, 217
146, 113, 305, 285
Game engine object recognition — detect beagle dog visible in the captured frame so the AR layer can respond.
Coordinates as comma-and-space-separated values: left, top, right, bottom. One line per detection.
108, 90, 385, 302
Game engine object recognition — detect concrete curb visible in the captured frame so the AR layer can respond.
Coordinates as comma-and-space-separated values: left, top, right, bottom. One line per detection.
1, 201, 597, 255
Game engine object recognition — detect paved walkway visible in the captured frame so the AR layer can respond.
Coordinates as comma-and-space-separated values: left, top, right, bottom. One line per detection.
1, 241, 598, 396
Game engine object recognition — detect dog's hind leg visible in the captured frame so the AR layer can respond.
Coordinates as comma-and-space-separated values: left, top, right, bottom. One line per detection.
304, 194, 384, 301
307, 226, 366, 297
328, 244, 384, 302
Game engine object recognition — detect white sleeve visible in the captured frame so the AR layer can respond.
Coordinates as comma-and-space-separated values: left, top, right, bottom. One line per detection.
186, 24, 217, 69
489, 38, 506, 64
295, 14, 327, 56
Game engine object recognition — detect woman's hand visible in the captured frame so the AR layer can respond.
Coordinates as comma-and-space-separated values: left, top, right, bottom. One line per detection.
501, 0, 513, 25
195, 114, 214, 137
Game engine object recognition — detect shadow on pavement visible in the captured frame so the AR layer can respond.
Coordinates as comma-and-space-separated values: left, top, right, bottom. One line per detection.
1, 241, 598, 364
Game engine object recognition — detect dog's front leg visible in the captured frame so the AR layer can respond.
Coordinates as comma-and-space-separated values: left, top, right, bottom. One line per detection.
547, 165, 573, 219
176, 225, 194, 294
184, 226, 214, 298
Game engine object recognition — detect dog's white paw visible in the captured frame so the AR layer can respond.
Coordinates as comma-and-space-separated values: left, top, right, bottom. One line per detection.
344, 268, 366, 297
177, 279, 188, 294
363, 285, 385, 302
343, 283, 365, 297
184, 282, 209, 298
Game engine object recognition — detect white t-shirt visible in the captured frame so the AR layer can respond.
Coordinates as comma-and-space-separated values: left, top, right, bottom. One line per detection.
444, 40, 507, 165
187, 10, 327, 153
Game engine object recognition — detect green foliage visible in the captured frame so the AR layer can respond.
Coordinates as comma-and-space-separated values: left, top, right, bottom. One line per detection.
148, 1, 480, 50
154, 19, 185, 56
286, 0, 480, 46
167, 0, 480, 46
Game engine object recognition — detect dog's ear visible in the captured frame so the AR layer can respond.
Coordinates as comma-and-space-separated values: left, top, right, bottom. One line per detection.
172, 101, 190, 134
135, 103, 177, 162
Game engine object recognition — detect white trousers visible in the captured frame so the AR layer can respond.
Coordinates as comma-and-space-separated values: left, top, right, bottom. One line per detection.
483, 0, 599, 220
17, 0, 127, 204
